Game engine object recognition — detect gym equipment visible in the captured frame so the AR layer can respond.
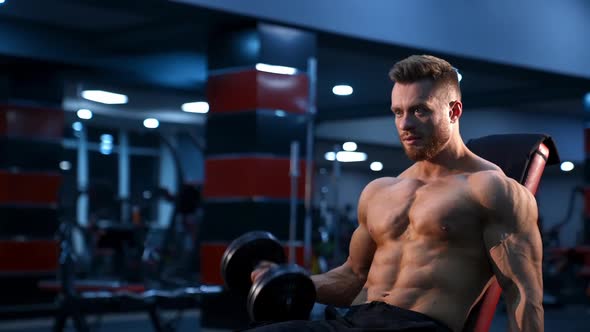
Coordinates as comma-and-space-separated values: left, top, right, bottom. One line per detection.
39, 132, 211, 332
289, 141, 300, 264
221, 231, 286, 295
221, 231, 316, 321
247, 264, 316, 321
40, 221, 216, 332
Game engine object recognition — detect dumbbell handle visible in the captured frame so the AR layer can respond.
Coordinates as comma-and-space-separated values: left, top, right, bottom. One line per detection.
251, 261, 278, 283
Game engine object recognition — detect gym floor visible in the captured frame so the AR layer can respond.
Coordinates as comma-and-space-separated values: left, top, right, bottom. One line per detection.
0, 305, 588, 332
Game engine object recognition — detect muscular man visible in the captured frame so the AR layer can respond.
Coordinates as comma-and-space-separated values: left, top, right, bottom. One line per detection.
251, 55, 544, 332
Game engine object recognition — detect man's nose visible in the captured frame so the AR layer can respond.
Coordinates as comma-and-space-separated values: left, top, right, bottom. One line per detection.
398, 114, 417, 131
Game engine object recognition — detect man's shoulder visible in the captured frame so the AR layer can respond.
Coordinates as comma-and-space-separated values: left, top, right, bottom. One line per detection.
467, 169, 524, 200
361, 176, 401, 196
467, 170, 537, 223
467, 169, 509, 189
358, 176, 403, 203
366, 176, 402, 187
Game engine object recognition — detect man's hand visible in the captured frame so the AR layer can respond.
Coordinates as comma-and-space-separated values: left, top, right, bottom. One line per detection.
250, 261, 278, 283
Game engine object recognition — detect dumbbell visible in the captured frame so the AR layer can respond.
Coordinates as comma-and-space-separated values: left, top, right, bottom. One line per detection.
221, 231, 316, 322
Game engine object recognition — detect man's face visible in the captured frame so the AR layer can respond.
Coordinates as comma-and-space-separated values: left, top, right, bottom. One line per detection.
391, 79, 451, 161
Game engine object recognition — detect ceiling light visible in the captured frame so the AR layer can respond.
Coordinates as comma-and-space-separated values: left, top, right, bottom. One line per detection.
275, 110, 287, 117
59, 161, 71, 171
584, 92, 590, 109
99, 141, 113, 155
342, 142, 357, 152
370, 161, 383, 171
182, 101, 209, 113
143, 118, 159, 129
0, 0, 5, 4
100, 134, 113, 143
77, 109, 93, 120
72, 122, 83, 131
81, 90, 128, 104
324, 151, 367, 162
255, 63, 297, 75
560, 161, 574, 172
332, 85, 353, 96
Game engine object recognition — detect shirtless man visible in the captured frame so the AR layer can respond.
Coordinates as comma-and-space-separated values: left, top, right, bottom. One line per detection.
250, 55, 544, 331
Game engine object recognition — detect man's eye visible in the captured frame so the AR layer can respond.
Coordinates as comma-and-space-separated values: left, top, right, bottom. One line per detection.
414, 108, 427, 115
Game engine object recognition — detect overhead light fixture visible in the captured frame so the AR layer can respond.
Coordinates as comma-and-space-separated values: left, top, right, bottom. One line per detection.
324, 151, 367, 162
584, 92, 590, 109
72, 122, 83, 131
100, 134, 113, 143
81, 90, 128, 104
143, 118, 159, 129
370, 161, 383, 171
59, 161, 71, 171
99, 141, 113, 155
275, 110, 287, 117
332, 85, 353, 96
255, 63, 297, 75
560, 161, 574, 172
182, 101, 209, 113
99, 134, 114, 155
77, 109, 93, 120
342, 142, 357, 152
0, 0, 6, 4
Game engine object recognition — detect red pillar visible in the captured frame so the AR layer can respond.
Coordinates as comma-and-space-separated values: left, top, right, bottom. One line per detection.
200, 23, 316, 286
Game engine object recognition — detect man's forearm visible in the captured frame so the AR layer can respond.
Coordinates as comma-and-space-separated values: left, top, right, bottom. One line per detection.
506, 289, 544, 332
311, 263, 365, 307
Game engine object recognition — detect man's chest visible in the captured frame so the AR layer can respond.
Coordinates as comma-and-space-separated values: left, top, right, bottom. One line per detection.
366, 177, 485, 243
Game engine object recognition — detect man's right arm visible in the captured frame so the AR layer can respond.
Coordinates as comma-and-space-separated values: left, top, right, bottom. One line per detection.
311, 223, 376, 306
311, 180, 379, 307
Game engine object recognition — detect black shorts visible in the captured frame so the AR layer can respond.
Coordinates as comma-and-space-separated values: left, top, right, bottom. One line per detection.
242, 301, 453, 331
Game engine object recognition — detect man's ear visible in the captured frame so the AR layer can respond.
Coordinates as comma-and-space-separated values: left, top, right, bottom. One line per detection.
449, 100, 463, 123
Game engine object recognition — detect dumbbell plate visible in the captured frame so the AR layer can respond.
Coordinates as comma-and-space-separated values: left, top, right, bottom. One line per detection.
221, 231, 286, 296
247, 264, 316, 322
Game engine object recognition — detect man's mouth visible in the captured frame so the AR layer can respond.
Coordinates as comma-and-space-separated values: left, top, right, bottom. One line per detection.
402, 136, 422, 145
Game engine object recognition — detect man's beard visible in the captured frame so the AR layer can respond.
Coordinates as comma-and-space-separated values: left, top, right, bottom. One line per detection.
402, 126, 451, 161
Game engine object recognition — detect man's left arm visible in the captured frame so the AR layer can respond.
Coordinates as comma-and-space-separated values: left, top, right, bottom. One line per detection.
479, 174, 544, 332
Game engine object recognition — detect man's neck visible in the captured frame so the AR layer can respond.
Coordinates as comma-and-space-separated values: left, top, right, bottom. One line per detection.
415, 138, 471, 179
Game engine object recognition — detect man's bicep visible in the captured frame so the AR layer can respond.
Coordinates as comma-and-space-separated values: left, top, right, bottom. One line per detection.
348, 224, 376, 280
483, 184, 543, 299
349, 179, 384, 277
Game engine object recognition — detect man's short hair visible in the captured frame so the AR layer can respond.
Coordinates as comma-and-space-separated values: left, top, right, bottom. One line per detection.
389, 55, 461, 99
